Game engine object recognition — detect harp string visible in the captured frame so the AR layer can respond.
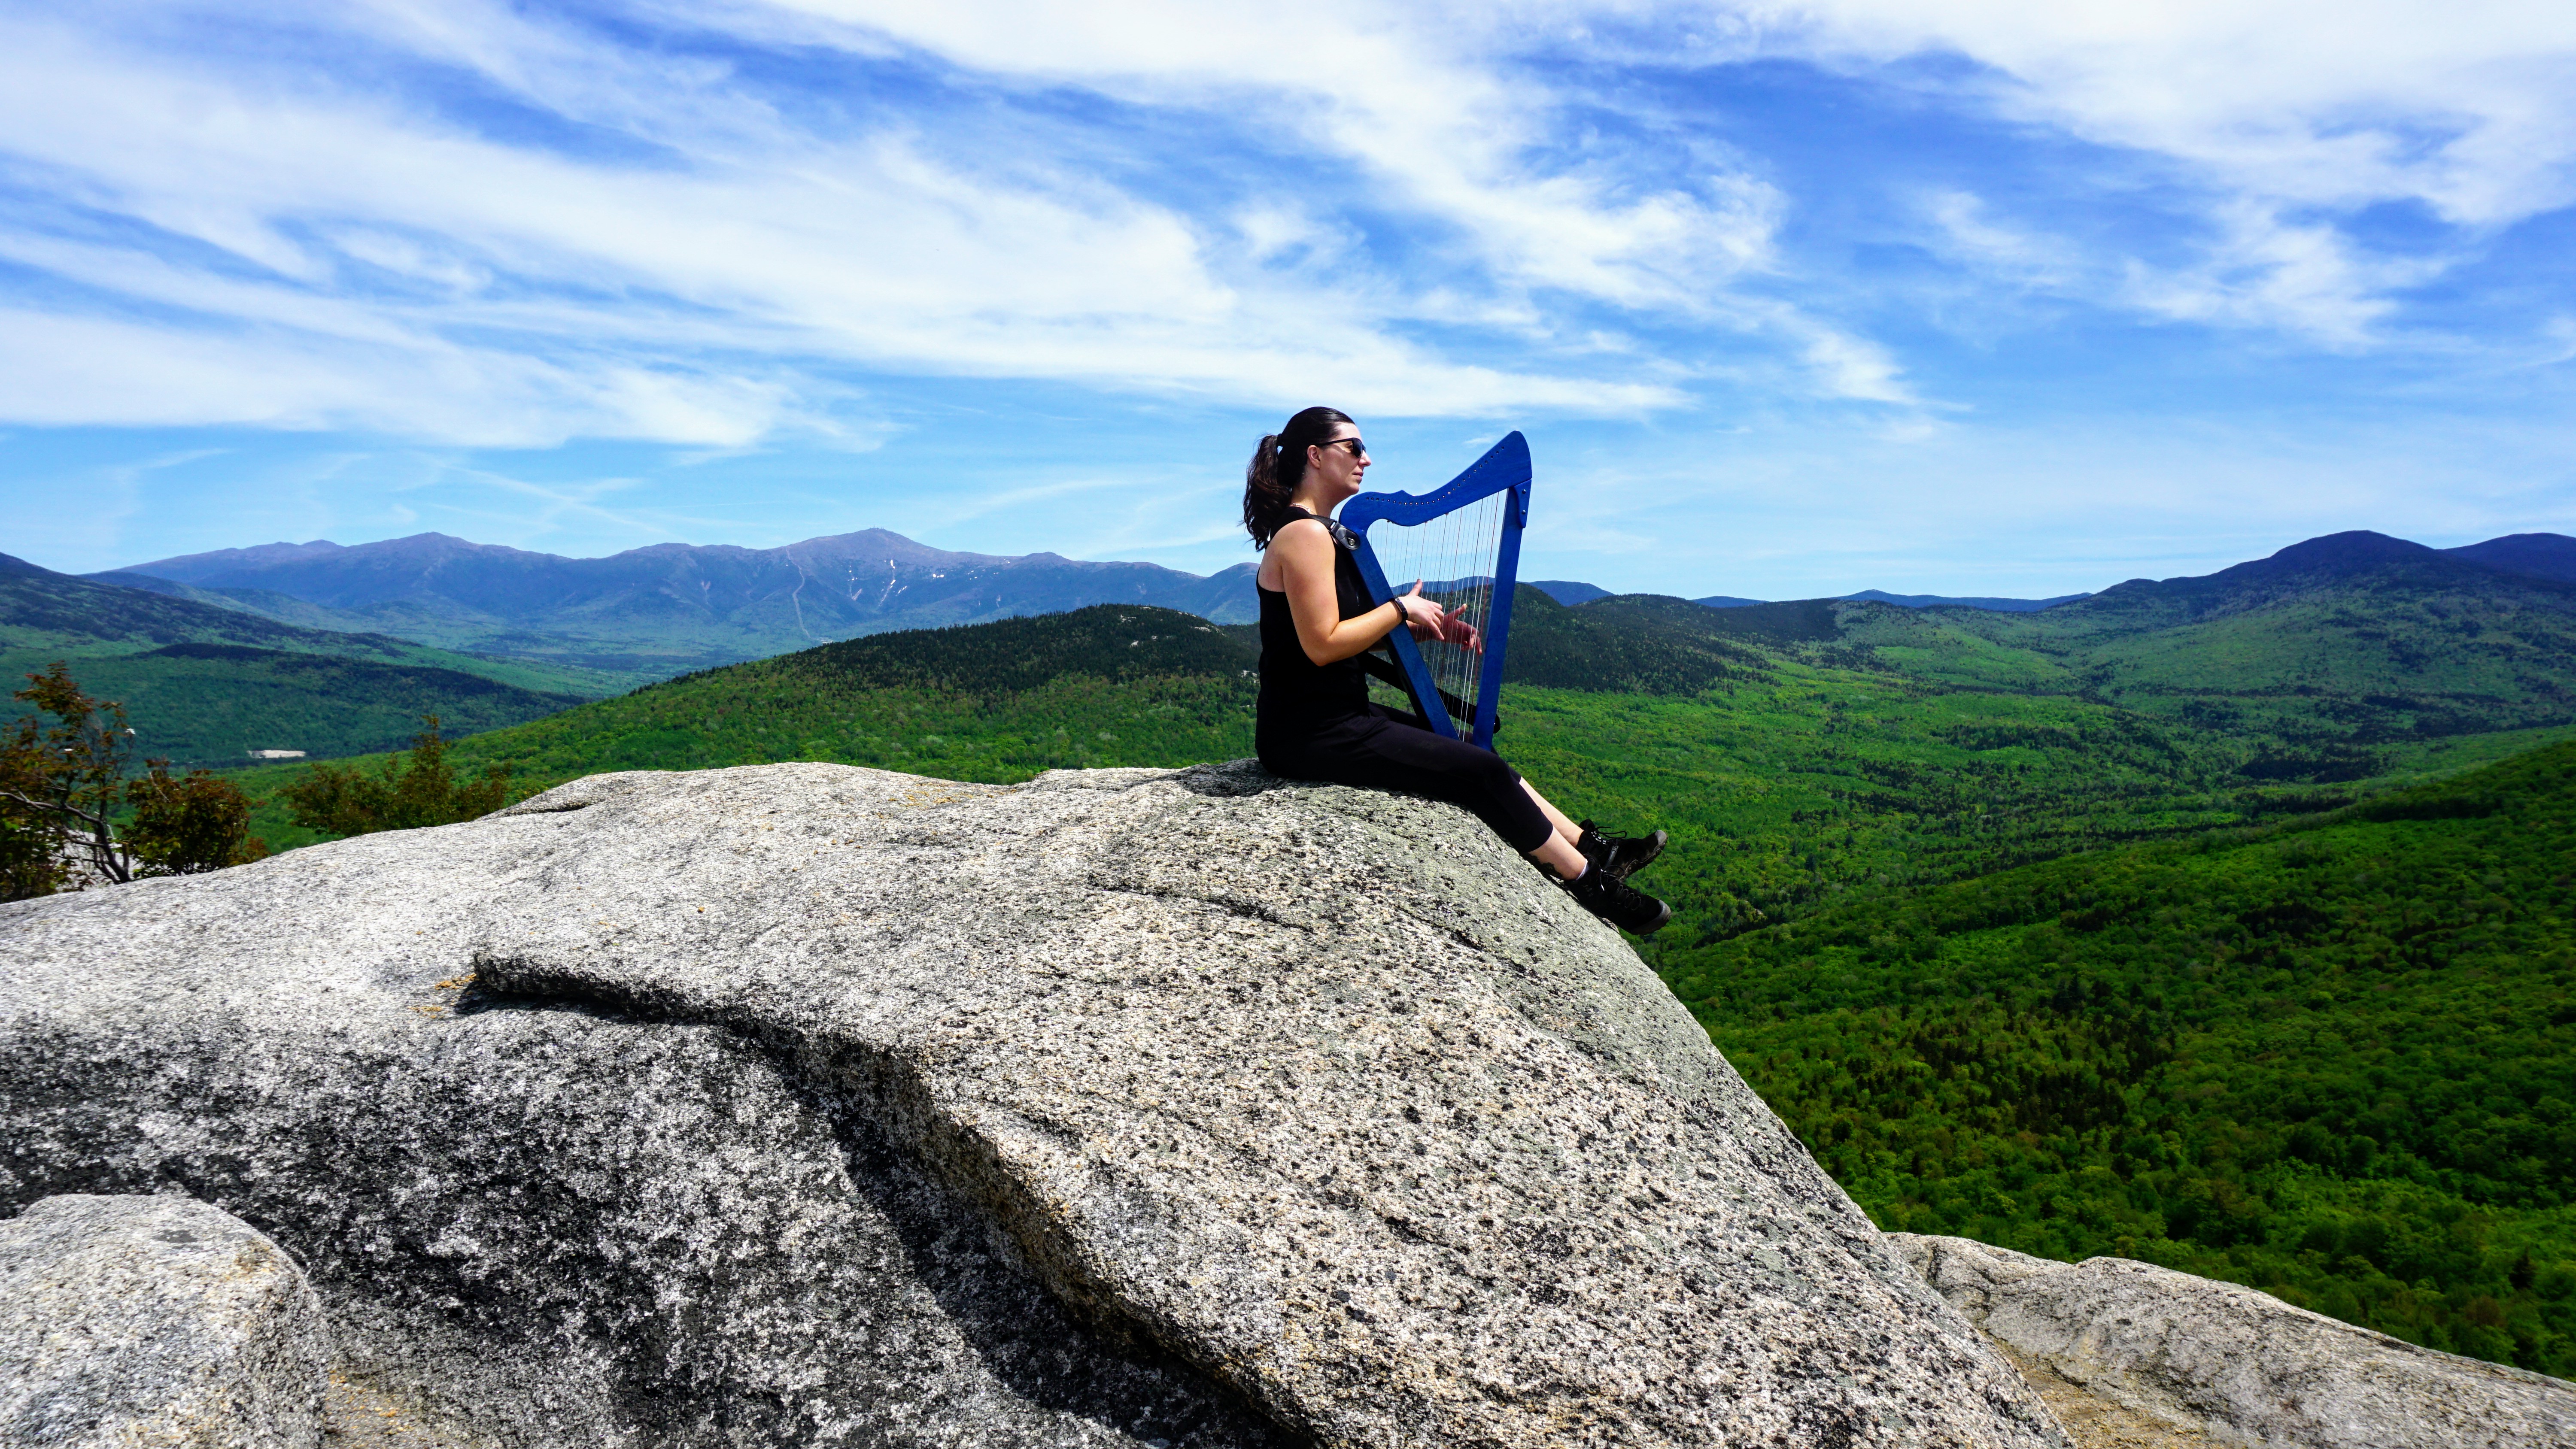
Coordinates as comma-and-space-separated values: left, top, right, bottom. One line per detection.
1367, 488, 1507, 730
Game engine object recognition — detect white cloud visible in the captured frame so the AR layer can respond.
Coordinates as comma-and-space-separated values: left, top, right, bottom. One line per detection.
0, 3, 1721, 444
2115, 202, 2448, 347
0, 306, 803, 445
1748, 0, 2576, 340
2540, 318, 2576, 370
4, 0, 2566, 454
750, 0, 1789, 308
1760, 0, 2576, 220
687, 0, 2576, 359
1924, 191, 2079, 291
1793, 325, 1916, 406
1926, 186, 2448, 349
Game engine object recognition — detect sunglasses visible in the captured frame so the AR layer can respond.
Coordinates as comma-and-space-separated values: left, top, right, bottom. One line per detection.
1313, 437, 1368, 458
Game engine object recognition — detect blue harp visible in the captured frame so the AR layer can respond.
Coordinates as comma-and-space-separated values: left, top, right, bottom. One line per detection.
1339, 431, 1532, 752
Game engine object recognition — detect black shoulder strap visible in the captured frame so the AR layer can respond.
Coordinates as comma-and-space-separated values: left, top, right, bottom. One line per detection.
1284, 506, 1363, 553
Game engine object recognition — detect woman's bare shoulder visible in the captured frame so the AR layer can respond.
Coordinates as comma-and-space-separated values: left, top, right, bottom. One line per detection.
1270, 516, 1333, 562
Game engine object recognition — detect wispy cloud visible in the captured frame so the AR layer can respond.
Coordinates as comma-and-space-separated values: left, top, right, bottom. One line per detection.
0, 2, 1754, 446
2114, 202, 2448, 347
1924, 191, 2081, 292
1763, 0, 2576, 343
12, 0, 2563, 449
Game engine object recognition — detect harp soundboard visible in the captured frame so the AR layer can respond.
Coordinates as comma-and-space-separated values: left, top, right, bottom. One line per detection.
1339, 431, 1532, 752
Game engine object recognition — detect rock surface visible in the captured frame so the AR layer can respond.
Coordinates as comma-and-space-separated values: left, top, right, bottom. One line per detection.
0, 1193, 332, 1448
1, 760, 2067, 1447
1886, 1232, 2576, 1448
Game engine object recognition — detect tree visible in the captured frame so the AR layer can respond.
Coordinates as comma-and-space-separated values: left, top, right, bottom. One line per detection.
0, 662, 267, 900
126, 766, 272, 877
279, 716, 511, 837
0, 782, 62, 901
0, 662, 137, 895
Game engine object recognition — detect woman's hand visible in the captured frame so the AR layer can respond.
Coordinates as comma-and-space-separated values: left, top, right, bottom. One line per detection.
1398, 582, 1483, 652
1390, 582, 1487, 652
1392, 580, 1446, 639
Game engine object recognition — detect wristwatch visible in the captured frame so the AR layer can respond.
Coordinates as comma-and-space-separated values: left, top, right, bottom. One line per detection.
1386, 600, 1410, 635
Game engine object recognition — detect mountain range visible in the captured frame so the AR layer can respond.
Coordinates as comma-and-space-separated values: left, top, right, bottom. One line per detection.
1660, 534, 2576, 613
1671, 530, 2576, 768
1833, 588, 2093, 611
94, 529, 2576, 688
96, 530, 1260, 679
18, 524, 2576, 765
1539, 581, 2091, 611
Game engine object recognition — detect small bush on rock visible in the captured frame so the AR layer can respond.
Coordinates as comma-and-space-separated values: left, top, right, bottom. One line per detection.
126, 766, 272, 877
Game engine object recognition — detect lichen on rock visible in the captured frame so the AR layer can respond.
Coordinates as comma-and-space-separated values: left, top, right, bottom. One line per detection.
2, 760, 2067, 1447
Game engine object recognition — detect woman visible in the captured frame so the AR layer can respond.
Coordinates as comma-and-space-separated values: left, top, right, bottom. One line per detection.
1247, 406, 1673, 935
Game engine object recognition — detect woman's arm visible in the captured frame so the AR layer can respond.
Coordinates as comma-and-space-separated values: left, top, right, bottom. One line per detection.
1272, 518, 1429, 666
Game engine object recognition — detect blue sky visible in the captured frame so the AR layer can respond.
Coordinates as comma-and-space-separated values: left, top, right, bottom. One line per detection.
3, 1, 2573, 599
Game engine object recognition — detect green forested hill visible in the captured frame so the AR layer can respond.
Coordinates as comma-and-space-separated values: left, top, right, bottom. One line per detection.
3, 552, 608, 690
781, 603, 1255, 691
1498, 683, 2558, 943
35, 645, 589, 763
2, 552, 623, 762
1757, 586, 2576, 746
1688, 534, 2576, 777
1656, 742, 2576, 1375
1500, 587, 1771, 694
221, 606, 1264, 847
462, 605, 1264, 786
219, 597, 2549, 919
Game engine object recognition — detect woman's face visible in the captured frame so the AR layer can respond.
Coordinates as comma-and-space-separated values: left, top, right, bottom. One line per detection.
1304, 424, 1370, 503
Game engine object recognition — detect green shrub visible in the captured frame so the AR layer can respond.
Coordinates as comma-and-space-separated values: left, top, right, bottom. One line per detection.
279, 717, 511, 837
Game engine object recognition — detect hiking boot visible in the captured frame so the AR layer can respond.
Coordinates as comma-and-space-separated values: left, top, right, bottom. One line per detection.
1577, 819, 1667, 880
1563, 863, 1672, 936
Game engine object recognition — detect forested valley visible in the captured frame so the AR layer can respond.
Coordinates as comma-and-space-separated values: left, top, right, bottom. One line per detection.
1659, 743, 2576, 1375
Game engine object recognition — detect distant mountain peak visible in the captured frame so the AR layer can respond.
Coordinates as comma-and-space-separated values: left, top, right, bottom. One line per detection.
2444, 532, 2576, 584
2253, 530, 2437, 572
1839, 589, 2091, 612
2191, 528, 2576, 595
1531, 580, 1612, 606
133, 539, 349, 572
2067, 527, 2576, 627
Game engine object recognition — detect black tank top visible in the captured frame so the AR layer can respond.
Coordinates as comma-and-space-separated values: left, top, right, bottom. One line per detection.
1256, 508, 1379, 740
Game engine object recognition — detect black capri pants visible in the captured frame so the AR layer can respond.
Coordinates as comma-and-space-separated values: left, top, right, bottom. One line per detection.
1259, 703, 1556, 853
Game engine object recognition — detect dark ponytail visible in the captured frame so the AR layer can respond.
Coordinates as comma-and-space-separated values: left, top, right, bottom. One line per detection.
1243, 406, 1355, 549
